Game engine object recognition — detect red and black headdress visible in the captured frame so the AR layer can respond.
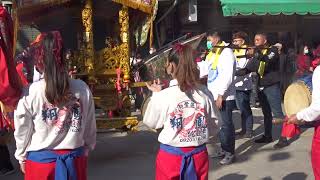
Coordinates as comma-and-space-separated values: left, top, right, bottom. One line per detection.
32, 31, 64, 72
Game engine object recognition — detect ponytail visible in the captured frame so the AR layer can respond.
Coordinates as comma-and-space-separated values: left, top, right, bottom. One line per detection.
41, 32, 69, 105
169, 44, 201, 92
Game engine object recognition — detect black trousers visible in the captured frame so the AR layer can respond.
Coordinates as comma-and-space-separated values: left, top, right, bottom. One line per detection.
0, 145, 14, 170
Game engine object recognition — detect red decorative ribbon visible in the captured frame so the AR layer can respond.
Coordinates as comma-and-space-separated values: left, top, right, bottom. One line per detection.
32, 31, 64, 72
173, 43, 184, 54
116, 68, 122, 93
115, 68, 123, 109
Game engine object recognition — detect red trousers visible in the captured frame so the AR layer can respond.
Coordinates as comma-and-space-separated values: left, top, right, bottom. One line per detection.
25, 150, 87, 180
155, 147, 209, 180
312, 125, 320, 180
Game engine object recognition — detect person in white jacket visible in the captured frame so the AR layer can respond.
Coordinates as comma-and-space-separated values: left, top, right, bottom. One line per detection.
288, 65, 320, 180
14, 31, 96, 180
143, 44, 219, 180
205, 32, 237, 165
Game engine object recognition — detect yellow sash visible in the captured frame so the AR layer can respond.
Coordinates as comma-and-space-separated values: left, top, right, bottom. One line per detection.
210, 42, 225, 70
257, 49, 268, 78
233, 45, 247, 62
205, 51, 213, 62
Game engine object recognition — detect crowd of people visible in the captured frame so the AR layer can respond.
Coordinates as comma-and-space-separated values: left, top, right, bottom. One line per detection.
143, 30, 320, 180
194, 31, 288, 165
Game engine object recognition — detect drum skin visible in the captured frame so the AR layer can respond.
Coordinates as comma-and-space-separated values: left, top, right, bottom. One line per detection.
284, 81, 311, 116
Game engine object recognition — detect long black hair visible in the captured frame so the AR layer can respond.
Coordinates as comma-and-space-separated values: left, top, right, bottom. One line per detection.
168, 44, 201, 93
42, 32, 70, 105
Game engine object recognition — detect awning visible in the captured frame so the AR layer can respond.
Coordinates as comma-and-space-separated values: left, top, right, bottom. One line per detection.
220, 0, 320, 16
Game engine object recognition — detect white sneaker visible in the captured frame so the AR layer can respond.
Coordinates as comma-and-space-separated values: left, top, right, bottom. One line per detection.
219, 152, 235, 165
211, 149, 226, 158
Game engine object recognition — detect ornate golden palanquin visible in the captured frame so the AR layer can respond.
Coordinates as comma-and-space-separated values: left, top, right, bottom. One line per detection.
113, 0, 153, 14
14, 0, 157, 131
79, 0, 155, 131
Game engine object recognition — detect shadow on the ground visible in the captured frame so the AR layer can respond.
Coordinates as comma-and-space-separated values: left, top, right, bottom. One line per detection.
88, 131, 158, 180
91, 131, 159, 163
262, 177, 272, 180
282, 172, 308, 180
286, 126, 313, 145
217, 172, 247, 180
261, 172, 308, 180
269, 151, 291, 161
209, 113, 266, 170
209, 110, 312, 172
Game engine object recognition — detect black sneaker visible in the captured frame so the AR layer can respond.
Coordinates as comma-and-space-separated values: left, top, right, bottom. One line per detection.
244, 133, 253, 139
274, 139, 289, 149
235, 131, 246, 136
0, 168, 15, 177
254, 135, 273, 143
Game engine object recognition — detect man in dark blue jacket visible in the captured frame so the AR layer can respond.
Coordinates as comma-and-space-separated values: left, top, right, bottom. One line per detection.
236, 33, 288, 147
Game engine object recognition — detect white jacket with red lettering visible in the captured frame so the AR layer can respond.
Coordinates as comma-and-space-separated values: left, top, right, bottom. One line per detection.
14, 79, 96, 163
143, 79, 220, 147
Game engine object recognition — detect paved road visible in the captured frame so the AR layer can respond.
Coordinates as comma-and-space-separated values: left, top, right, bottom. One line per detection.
5, 109, 314, 180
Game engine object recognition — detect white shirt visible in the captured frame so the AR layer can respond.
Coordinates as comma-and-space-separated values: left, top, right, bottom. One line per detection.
143, 80, 220, 147
297, 66, 320, 122
14, 79, 96, 163
205, 47, 236, 100
33, 66, 43, 82
198, 60, 209, 79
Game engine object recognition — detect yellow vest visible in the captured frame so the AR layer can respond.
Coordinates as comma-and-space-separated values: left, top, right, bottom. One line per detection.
257, 48, 268, 78
233, 45, 247, 62
207, 41, 225, 70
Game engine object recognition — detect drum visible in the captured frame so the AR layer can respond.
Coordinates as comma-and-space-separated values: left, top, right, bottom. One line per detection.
284, 75, 312, 116
139, 33, 206, 118
141, 33, 206, 83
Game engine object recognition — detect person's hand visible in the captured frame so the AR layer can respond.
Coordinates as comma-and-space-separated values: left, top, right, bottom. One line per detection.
215, 95, 223, 110
254, 50, 264, 60
20, 163, 25, 174
235, 68, 248, 76
287, 114, 305, 125
246, 48, 255, 57
146, 79, 162, 92
310, 67, 314, 72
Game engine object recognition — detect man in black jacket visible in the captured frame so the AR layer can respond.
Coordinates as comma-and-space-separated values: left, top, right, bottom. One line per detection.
237, 33, 288, 147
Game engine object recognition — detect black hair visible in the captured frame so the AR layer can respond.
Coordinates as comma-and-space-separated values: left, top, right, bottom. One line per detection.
207, 31, 221, 38
255, 32, 268, 40
168, 45, 201, 92
43, 32, 70, 105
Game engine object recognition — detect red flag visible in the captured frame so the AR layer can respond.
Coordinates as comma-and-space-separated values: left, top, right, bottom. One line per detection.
0, 6, 22, 107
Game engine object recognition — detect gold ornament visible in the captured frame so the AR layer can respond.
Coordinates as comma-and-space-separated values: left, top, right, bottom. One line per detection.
81, 0, 94, 73
119, 6, 130, 83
